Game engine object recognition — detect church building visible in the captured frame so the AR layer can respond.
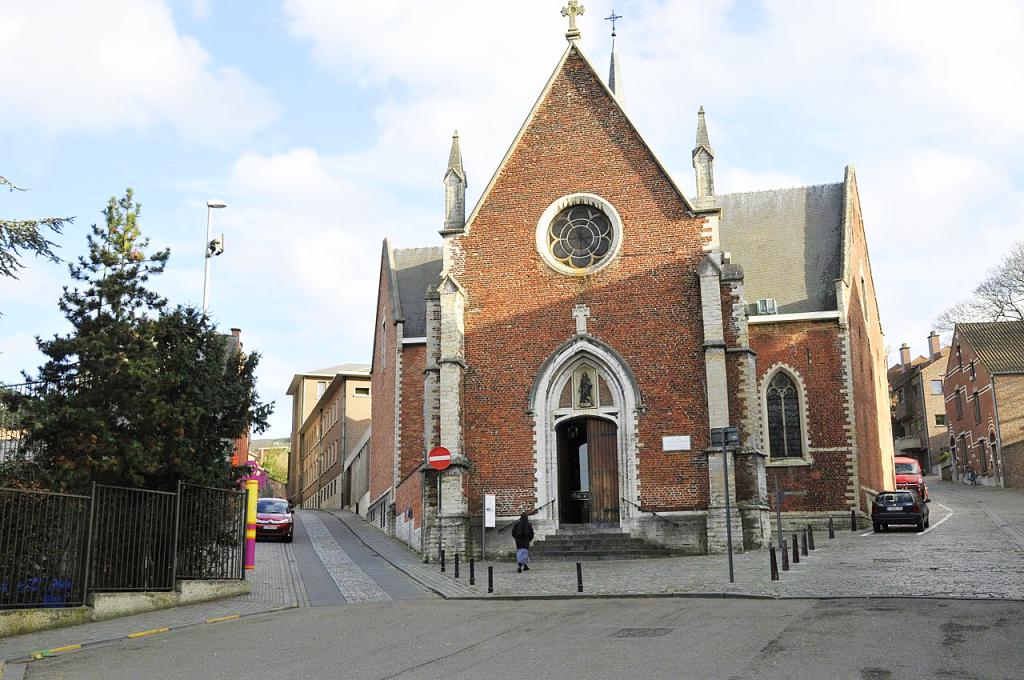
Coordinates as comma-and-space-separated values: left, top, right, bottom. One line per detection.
368, 4, 894, 559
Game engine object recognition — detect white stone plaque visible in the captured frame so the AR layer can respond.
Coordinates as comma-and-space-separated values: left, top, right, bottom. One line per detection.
662, 435, 691, 452
484, 493, 496, 528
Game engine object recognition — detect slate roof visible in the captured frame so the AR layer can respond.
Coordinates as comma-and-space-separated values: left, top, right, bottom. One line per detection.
718, 183, 844, 314
304, 363, 370, 376
958, 320, 1024, 374
393, 247, 443, 338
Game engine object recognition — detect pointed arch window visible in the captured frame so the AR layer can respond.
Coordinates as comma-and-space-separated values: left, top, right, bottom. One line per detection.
766, 372, 803, 458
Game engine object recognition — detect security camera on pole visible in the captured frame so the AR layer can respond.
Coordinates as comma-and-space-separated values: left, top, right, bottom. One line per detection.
202, 199, 227, 316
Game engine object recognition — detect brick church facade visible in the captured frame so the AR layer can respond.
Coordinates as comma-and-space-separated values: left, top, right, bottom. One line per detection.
368, 25, 894, 559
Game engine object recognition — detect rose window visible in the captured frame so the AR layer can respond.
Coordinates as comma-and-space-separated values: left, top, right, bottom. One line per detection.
548, 205, 613, 270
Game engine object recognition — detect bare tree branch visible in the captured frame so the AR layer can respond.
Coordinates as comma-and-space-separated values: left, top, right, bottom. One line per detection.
935, 240, 1024, 330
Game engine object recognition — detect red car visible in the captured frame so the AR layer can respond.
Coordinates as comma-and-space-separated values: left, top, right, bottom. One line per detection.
255, 497, 293, 542
893, 456, 929, 502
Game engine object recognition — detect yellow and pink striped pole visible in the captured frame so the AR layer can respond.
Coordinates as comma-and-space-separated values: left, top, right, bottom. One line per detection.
244, 478, 259, 571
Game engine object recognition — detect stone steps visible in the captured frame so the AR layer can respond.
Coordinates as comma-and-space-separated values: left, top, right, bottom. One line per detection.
528, 528, 679, 561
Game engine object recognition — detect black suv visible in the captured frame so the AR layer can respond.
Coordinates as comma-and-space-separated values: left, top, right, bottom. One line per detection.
872, 490, 929, 532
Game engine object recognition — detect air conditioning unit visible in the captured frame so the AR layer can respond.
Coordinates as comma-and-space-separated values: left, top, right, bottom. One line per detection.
757, 298, 778, 315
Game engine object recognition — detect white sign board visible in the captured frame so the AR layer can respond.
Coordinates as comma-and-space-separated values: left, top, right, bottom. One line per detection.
484, 493, 496, 528
662, 435, 691, 452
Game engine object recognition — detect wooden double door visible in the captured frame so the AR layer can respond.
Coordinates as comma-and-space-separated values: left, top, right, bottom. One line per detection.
557, 417, 620, 525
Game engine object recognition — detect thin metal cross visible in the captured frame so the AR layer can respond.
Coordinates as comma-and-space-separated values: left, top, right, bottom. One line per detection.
562, 0, 585, 41
605, 9, 622, 35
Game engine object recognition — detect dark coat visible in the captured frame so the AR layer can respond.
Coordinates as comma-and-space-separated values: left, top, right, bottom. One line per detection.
511, 517, 534, 549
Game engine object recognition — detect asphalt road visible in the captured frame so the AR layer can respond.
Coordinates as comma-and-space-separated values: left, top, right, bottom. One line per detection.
25, 597, 1024, 680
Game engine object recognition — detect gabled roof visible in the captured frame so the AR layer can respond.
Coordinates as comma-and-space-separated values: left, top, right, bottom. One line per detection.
392, 247, 443, 338
958, 320, 1024, 374
718, 183, 844, 313
888, 347, 950, 389
463, 42, 706, 233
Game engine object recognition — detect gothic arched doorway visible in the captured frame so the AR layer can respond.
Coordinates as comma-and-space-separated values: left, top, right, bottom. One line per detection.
556, 416, 620, 525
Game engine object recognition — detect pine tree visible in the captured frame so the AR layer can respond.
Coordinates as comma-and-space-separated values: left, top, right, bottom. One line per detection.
2, 190, 271, 493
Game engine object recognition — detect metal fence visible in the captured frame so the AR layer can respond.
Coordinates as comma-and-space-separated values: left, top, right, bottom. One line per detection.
175, 482, 246, 580
0, 481, 248, 609
89, 485, 178, 592
0, 381, 39, 462
0, 488, 92, 609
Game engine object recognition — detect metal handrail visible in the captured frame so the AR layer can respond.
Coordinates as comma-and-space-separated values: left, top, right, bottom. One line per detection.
620, 497, 683, 528
497, 497, 556, 532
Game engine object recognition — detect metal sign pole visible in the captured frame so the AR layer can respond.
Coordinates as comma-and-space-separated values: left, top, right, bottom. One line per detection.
722, 438, 734, 583
437, 471, 443, 561
481, 492, 486, 560
774, 478, 784, 551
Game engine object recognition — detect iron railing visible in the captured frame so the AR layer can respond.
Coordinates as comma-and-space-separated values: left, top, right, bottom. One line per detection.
0, 487, 91, 608
0, 381, 40, 462
89, 484, 178, 592
175, 482, 246, 580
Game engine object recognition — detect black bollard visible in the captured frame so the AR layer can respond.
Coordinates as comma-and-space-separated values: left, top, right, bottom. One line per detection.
440, 549, 446, 573
454, 553, 460, 579
487, 566, 493, 594
807, 524, 815, 551
781, 536, 790, 571
800, 528, 808, 556
828, 516, 835, 539
469, 559, 475, 585
850, 509, 857, 532
792, 533, 799, 564
770, 545, 779, 581
576, 562, 584, 593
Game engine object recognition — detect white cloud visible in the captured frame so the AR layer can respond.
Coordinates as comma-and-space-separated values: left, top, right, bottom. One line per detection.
0, 0, 279, 144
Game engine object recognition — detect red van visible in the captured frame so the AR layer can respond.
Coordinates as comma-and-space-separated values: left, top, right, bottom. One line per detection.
893, 456, 929, 502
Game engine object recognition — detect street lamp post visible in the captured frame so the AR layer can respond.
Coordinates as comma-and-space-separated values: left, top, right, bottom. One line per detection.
202, 199, 227, 316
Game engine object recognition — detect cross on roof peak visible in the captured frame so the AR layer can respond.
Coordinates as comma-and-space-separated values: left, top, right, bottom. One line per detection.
561, 0, 585, 42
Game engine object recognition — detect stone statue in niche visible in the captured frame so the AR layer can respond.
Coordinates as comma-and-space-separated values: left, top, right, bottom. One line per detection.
578, 371, 594, 408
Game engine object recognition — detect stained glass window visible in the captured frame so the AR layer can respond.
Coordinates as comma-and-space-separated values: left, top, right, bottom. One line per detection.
548, 205, 613, 270
766, 372, 803, 458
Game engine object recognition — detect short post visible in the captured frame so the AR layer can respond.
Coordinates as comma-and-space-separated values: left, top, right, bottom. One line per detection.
791, 533, 799, 564
769, 545, 779, 581
828, 516, 835, 539
244, 478, 259, 572
487, 566, 493, 594
800, 528, 808, 556
441, 549, 446, 573
850, 508, 857, 532
454, 553, 460, 579
807, 524, 815, 551
469, 559, 475, 586
576, 562, 584, 593
781, 536, 789, 571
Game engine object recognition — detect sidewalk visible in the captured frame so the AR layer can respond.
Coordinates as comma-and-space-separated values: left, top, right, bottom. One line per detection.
0, 541, 304, 668
330, 491, 1024, 602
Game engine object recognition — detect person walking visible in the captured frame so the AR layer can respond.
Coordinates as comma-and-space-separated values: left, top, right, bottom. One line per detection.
511, 512, 534, 573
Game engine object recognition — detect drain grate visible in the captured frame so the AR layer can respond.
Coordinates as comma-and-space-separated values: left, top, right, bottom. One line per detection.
612, 628, 673, 638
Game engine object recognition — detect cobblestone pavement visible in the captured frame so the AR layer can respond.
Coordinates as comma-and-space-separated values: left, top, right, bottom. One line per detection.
341, 480, 1024, 602
0, 540, 302, 664
299, 512, 391, 603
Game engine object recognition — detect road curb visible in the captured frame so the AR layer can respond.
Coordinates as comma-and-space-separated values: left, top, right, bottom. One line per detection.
0, 603, 298, 671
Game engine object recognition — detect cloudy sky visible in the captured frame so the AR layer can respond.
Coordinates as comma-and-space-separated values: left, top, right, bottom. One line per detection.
2, 0, 1022, 437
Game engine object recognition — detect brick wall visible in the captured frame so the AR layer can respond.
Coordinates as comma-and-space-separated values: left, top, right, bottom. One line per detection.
944, 330, 999, 479
370, 254, 398, 510
844, 170, 895, 507
450, 48, 713, 516
994, 374, 1024, 486
751, 320, 850, 512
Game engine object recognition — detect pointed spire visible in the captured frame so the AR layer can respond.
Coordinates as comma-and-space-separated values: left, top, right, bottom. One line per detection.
606, 10, 624, 101
443, 130, 467, 232
446, 130, 465, 182
692, 107, 715, 198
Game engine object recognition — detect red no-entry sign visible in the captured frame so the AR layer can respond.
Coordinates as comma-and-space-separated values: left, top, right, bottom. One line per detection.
428, 446, 452, 471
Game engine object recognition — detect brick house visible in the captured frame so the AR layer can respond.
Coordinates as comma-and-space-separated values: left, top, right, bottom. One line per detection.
368, 24, 894, 558
944, 320, 1024, 487
888, 332, 951, 473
